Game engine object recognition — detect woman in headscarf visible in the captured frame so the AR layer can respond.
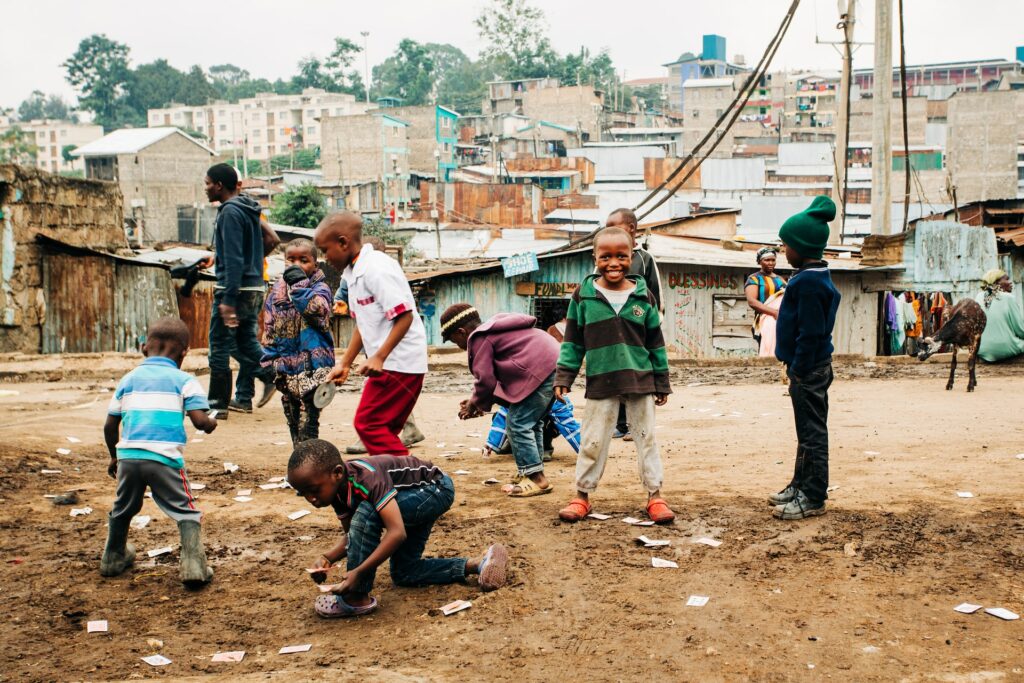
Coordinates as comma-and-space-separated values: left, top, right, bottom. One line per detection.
975, 269, 1024, 362
745, 247, 787, 353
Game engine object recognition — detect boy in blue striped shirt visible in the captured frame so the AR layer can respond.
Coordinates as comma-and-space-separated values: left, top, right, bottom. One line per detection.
102, 317, 218, 587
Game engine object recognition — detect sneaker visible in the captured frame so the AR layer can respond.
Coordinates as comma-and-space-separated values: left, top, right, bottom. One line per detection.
772, 491, 826, 520
767, 486, 797, 506
477, 544, 509, 592
542, 449, 553, 462
228, 399, 253, 413
255, 379, 277, 409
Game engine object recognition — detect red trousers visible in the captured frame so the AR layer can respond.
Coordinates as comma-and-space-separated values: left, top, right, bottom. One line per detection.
353, 370, 424, 455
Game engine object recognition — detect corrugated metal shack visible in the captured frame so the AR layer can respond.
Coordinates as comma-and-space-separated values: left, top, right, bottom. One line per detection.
409, 233, 888, 357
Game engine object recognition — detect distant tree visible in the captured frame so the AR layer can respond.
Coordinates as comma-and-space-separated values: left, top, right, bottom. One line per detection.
629, 83, 667, 111
269, 183, 327, 229
290, 37, 365, 96
62, 34, 133, 130
174, 66, 218, 106
61, 144, 78, 163
373, 39, 435, 105
362, 216, 413, 252
43, 94, 74, 121
209, 64, 250, 91
0, 126, 37, 164
426, 43, 485, 113
475, 0, 556, 79
127, 59, 186, 113
17, 91, 46, 121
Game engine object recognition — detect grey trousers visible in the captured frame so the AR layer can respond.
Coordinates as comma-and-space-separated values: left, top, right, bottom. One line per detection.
576, 395, 663, 494
110, 459, 202, 524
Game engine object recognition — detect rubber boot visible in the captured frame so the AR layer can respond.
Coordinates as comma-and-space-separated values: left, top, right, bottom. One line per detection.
401, 415, 425, 448
207, 369, 232, 420
100, 515, 136, 577
177, 520, 214, 588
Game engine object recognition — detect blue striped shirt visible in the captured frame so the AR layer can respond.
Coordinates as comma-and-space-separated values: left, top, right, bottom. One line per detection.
107, 356, 209, 469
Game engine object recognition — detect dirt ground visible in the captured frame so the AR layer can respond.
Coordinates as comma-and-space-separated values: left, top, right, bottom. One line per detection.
1, 362, 1023, 682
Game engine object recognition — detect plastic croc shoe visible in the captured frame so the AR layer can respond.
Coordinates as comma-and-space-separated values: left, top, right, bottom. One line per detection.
314, 594, 378, 619
646, 498, 676, 524
558, 497, 592, 522
478, 544, 509, 592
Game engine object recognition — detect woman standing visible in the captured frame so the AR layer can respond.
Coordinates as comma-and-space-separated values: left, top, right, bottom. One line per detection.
745, 247, 787, 352
975, 269, 1024, 362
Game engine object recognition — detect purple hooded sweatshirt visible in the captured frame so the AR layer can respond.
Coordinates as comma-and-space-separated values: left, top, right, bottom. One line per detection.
467, 313, 559, 411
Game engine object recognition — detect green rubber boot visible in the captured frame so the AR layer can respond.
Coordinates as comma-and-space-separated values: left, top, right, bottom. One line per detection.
99, 515, 136, 577
177, 520, 214, 588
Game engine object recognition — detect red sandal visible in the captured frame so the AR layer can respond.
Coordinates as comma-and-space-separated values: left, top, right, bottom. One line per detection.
558, 497, 592, 522
646, 498, 676, 524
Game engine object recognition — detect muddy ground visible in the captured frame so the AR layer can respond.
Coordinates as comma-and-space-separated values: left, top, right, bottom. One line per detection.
1, 359, 1023, 682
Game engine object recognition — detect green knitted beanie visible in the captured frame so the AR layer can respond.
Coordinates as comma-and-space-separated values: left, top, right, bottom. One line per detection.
778, 195, 836, 260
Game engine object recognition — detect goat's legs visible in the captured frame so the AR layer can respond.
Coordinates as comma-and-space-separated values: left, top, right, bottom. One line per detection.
967, 338, 980, 392
946, 346, 958, 391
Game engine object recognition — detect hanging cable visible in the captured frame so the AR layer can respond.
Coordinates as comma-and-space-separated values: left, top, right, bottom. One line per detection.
635, 0, 800, 221
898, 0, 911, 232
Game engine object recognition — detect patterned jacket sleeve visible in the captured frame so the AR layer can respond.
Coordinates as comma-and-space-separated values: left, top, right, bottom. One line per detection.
554, 286, 585, 388
290, 279, 333, 333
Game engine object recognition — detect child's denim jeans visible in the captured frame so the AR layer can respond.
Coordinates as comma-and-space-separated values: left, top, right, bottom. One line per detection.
346, 474, 466, 595
505, 372, 555, 477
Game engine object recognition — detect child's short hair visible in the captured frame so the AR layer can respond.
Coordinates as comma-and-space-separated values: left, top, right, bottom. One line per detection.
285, 237, 318, 259
206, 163, 238, 191
439, 303, 481, 342
288, 438, 342, 473
607, 207, 638, 229
147, 316, 190, 349
365, 235, 386, 251
593, 226, 631, 251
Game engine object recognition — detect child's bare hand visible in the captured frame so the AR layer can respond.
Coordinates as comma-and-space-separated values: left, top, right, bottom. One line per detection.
358, 355, 385, 377
654, 393, 668, 407
107, 457, 118, 479
328, 363, 351, 385
203, 418, 218, 434
553, 386, 569, 402
329, 569, 359, 595
308, 555, 331, 583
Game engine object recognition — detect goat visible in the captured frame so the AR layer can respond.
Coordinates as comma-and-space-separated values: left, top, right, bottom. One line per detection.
917, 298, 987, 392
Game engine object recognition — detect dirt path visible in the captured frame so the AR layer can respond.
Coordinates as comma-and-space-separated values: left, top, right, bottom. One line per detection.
1, 370, 1022, 682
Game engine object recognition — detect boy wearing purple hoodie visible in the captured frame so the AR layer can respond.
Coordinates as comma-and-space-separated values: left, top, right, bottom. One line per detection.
441, 304, 558, 498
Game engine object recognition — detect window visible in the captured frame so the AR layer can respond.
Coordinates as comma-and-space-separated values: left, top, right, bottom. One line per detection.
307, 125, 316, 135
443, 142, 450, 153
218, 110, 226, 116
441, 117, 451, 130
174, 112, 182, 120
253, 128, 261, 137
392, 126, 399, 137
268, 145, 275, 154
253, 145, 262, 153
334, 108, 343, 115
38, 131, 45, 139
281, 128, 288, 136
306, 109, 315, 116
60, 129, 67, 136
219, 124, 227, 132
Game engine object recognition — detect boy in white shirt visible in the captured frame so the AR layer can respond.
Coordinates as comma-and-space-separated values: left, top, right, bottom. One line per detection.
314, 212, 428, 455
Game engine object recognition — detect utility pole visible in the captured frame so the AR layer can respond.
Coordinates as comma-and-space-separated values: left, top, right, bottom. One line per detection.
361, 32, 371, 105
871, 0, 894, 236
829, 0, 856, 244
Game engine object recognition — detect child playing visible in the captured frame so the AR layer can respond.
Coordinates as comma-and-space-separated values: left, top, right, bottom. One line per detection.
770, 195, 841, 520
102, 317, 218, 587
440, 303, 558, 497
260, 238, 335, 445
554, 227, 675, 524
314, 212, 427, 455
287, 439, 509, 617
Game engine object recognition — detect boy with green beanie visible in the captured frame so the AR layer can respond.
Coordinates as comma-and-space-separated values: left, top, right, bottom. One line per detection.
770, 195, 841, 520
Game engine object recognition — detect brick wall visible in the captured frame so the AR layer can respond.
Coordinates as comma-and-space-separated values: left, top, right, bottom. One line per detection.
947, 91, 1017, 202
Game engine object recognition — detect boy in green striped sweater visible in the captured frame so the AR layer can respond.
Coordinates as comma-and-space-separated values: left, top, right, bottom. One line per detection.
554, 227, 675, 524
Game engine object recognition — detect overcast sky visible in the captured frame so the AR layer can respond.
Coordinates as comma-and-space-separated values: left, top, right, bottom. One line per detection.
2, 0, 1021, 111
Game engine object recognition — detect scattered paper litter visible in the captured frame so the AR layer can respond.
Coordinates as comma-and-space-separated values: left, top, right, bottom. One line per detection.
223, 462, 239, 473
147, 546, 173, 558
69, 507, 92, 517
318, 583, 343, 593
0, 389, 19, 396
279, 644, 312, 655
711, 413, 723, 418
862, 645, 881, 654
441, 599, 472, 616
237, 489, 252, 496
40, 469, 61, 475
192, 438, 204, 443
482, 478, 499, 485
141, 654, 172, 667
131, 515, 151, 529
233, 496, 253, 503
288, 510, 311, 521
864, 450, 881, 456
211, 651, 246, 662
190, 483, 206, 490
268, 476, 286, 483
651, 557, 678, 568
43, 494, 57, 498
259, 482, 286, 490
692, 537, 722, 547
586, 513, 612, 521
686, 382, 704, 387
66, 436, 82, 443
86, 620, 108, 633
622, 517, 656, 526
466, 432, 481, 438
953, 603, 983, 614
686, 595, 710, 607
637, 535, 670, 548
454, 443, 466, 448
985, 607, 1020, 621
272, 441, 288, 446
56, 448, 71, 456
468, 447, 482, 453
827, 485, 840, 493
435, 442, 446, 449
956, 491, 974, 498
453, 470, 471, 475
760, 412, 772, 416
1016, 454, 1024, 460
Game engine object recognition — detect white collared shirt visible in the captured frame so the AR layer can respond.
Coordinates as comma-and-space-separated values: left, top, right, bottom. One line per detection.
343, 243, 428, 374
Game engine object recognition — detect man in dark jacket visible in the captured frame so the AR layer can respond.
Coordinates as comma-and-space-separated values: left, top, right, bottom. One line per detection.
203, 163, 279, 415
604, 208, 663, 439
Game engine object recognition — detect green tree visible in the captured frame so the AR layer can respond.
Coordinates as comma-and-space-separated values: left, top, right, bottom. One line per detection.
209, 64, 250, 92
174, 66, 218, 106
373, 39, 435, 105
427, 43, 484, 113
475, 0, 556, 79
61, 144, 78, 163
127, 59, 186, 113
362, 216, 413, 252
17, 91, 46, 120
43, 94, 74, 120
62, 34, 133, 130
269, 183, 327, 228
291, 37, 365, 95
0, 127, 37, 164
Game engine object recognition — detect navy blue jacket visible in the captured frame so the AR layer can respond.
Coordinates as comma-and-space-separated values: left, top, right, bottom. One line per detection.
774, 262, 840, 377
214, 195, 264, 306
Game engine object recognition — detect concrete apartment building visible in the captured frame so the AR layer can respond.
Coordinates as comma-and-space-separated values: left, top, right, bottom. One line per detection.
663, 34, 748, 113
946, 90, 1021, 203
147, 88, 371, 161
369, 105, 460, 180
682, 77, 738, 158
779, 72, 841, 142
73, 127, 214, 243
480, 77, 603, 142
320, 112, 410, 210
0, 119, 104, 174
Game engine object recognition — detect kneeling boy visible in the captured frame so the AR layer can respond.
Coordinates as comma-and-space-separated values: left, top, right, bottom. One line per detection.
287, 439, 509, 618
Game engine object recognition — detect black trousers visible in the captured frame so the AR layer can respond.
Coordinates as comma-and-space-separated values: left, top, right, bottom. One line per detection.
787, 363, 833, 503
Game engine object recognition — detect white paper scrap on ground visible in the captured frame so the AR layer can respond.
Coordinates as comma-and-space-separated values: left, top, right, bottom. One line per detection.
587, 513, 612, 520
56, 448, 71, 456
223, 462, 239, 473
953, 603, 982, 614
622, 517, 656, 526
141, 654, 172, 667
41, 469, 61, 474
268, 476, 286, 482
233, 496, 253, 503
441, 599, 472, 616
87, 620, 108, 633
1017, 454, 1024, 460
637, 535, 670, 547
211, 651, 246, 662
651, 557, 678, 568
131, 515, 151, 529
272, 441, 287, 446
686, 595, 710, 607
436, 442, 446, 449
279, 644, 312, 654
864, 450, 881, 456
147, 546, 173, 558
192, 438, 204, 443
190, 483, 206, 490
956, 491, 974, 498
466, 432, 481, 438
468, 447, 482, 453
237, 489, 252, 496
454, 470, 471, 475
66, 436, 82, 443
70, 507, 92, 517
985, 607, 1020, 621
260, 483, 285, 490
692, 537, 722, 547
288, 510, 311, 521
